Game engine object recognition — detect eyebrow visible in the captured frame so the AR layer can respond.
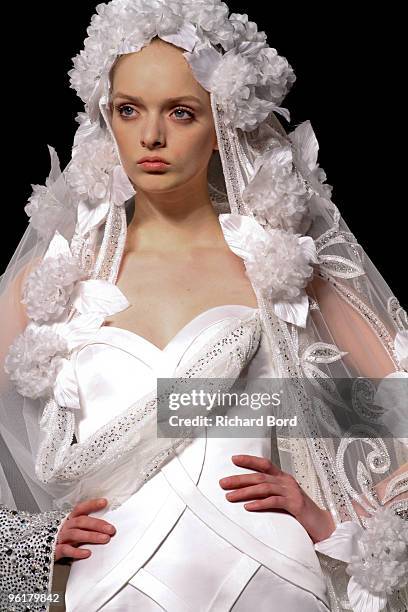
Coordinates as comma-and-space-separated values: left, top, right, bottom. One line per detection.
112, 93, 203, 106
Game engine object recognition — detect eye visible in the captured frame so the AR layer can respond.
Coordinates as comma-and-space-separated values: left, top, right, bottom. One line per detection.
171, 107, 195, 121
116, 104, 136, 118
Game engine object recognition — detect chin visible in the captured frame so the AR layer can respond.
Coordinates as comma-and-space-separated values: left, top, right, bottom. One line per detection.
133, 175, 185, 192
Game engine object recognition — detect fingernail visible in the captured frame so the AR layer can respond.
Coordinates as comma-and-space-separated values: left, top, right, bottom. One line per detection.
98, 499, 107, 507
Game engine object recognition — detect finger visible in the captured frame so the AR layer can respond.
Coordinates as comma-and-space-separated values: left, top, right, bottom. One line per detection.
70, 498, 108, 518
57, 544, 91, 560
225, 483, 286, 502
244, 496, 288, 511
219, 473, 274, 490
63, 528, 111, 545
231, 455, 282, 476
69, 498, 108, 519
70, 515, 116, 534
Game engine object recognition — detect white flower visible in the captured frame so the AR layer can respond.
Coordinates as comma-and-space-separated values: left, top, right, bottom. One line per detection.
21, 254, 85, 323
66, 128, 118, 205
5, 278, 130, 404
289, 121, 333, 202
69, 0, 186, 105
25, 184, 65, 240
210, 51, 257, 126
4, 223, 131, 403
4, 325, 68, 400
244, 228, 315, 302
185, 42, 294, 130
68, 0, 296, 131
24, 146, 74, 239
311, 166, 333, 201
228, 13, 267, 48
346, 508, 408, 596
242, 145, 311, 233
182, 0, 232, 49
219, 213, 318, 327
255, 46, 296, 104
315, 508, 408, 612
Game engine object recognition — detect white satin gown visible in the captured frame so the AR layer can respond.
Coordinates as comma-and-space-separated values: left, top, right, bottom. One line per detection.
63, 303, 330, 612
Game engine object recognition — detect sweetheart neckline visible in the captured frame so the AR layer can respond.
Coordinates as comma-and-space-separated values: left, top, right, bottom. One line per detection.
101, 303, 259, 353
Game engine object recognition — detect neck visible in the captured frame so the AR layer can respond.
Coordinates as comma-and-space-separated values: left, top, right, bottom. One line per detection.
126, 180, 226, 254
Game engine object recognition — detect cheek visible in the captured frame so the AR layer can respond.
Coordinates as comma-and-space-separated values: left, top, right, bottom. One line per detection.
111, 127, 136, 167
112, 123, 132, 150
173, 129, 214, 168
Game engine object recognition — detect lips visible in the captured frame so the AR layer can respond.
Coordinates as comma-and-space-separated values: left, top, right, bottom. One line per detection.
137, 156, 170, 165
138, 161, 170, 171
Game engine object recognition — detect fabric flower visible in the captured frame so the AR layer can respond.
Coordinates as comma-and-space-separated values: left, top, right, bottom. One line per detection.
255, 46, 296, 104
4, 223, 131, 403
219, 213, 318, 327
4, 325, 68, 400
25, 185, 65, 240
182, 0, 232, 49
184, 42, 293, 129
228, 13, 267, 48
242, 228, 316, 301
205, 50, 258, 124
315, 508, 408, 612
242, 145, 311, 233
69, 0, 187, 105
4, 279, 130, 404
66, 127, 118, 205
68, 0, 296, 131
289, 120, 333, 202
25, 146, 75, 239
21, 234, 86, 323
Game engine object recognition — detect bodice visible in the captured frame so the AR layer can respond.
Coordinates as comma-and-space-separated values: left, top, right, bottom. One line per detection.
71, 304, 263, 443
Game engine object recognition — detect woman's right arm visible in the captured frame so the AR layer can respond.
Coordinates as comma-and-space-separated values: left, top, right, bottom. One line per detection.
1, 498, 115, 611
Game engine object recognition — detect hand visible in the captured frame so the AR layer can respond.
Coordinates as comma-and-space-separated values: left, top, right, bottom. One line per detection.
219, 455, 335, 543
55, 498, 116, 561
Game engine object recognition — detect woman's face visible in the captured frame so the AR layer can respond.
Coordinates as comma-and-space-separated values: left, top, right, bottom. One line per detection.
109, 38, 218, 195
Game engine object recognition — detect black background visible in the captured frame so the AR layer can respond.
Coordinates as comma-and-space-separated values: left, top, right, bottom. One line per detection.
2, 3, 406, 304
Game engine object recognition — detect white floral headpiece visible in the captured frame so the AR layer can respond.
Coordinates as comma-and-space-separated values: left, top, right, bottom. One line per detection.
68, 0, 296, 130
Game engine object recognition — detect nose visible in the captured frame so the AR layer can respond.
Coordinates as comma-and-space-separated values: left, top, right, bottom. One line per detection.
140, 115, 165, 149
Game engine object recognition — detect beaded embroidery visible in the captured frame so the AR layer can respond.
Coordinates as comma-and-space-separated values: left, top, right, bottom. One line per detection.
0, 505, 67, 612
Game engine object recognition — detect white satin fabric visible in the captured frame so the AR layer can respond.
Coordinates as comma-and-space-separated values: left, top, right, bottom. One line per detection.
64, 305, 330, 612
